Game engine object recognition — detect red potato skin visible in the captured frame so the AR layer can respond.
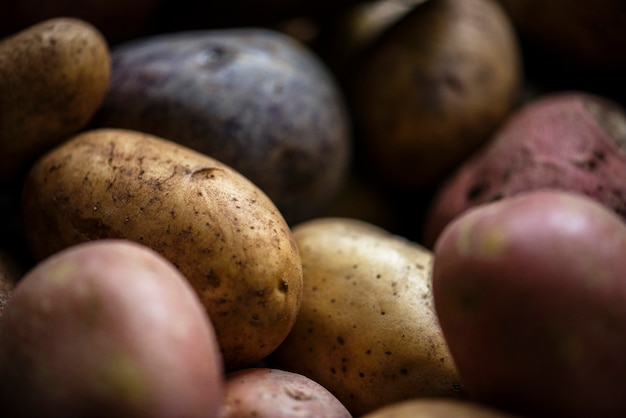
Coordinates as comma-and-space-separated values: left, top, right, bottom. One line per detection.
432, 190, 626, 418
219, 368, 352, 418
423, 92, 626, 247
0, 239, 223, 418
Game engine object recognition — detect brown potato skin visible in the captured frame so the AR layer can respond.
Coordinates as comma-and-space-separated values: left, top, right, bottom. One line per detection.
0, 249, 24, 318
0, 239, 223, 418
0, 18, 110, 183
270, 218, 465, 417
432, 191, 626, 418
20, 128, 303, 370
351, 0, 521, 188
219, 368, 352, 418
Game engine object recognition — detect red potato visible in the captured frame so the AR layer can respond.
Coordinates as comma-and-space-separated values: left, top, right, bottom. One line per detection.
0, 239, 223, 418
432, 190, 626, 418
219, 368, 352, 418
424, 91, 626, 247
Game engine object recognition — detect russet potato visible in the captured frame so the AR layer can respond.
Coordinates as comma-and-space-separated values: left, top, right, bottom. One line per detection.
351, 0, 521, 188
269, 217, 465, 416
0, 17, 110, 183
20, 128, 303, 370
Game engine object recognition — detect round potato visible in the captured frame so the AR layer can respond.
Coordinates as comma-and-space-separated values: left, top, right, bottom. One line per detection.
351, 0, 521, 188
219, 367, 352, 418
361, 398, 522, 418
270, 217, 465, 417
433, 190, 626, 418
0, 17, 110, 183
0, 239, 223, 418
20, 128, 303, 370
92, 28, 351, 225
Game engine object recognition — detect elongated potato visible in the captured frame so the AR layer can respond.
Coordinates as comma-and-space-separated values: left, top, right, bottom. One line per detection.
0, 239, 223, 418
20, 128, 303, 370
433, 190, 626, 418
0, 18, 110, 183
351, 0, 521, 187
270, 217, 465, 417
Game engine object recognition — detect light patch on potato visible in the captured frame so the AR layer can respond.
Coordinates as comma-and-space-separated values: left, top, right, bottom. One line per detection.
47, 262, 77, 286
98, 353, 148, 409
454, 212, 508, 259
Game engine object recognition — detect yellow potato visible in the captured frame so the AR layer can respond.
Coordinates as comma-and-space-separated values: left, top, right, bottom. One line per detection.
20, 128, 303, 370
269, 217, 465, 416
0, 17, 110, 182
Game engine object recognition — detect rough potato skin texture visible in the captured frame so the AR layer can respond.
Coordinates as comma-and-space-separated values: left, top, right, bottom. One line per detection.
360, 398, 522, 418
0, 249, 23, 318
0, 17, 111, 183
352, 0, 521, 188
0, 240, 223, 418
423, 92, 626, 247
20, 128, 303, 370
432, 191, 626, 418
219, 368, 352, 418
93, 28, 351, 225
270, 218, 465, 417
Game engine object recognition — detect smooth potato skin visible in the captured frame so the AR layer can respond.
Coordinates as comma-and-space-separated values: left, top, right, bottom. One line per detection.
20, 128, 303, 370
361, 398, 522, 418
0, 240, 223, 418
432, 191, 626, 418
423, 92, 626, 247
93, 28, 351, 225
270, 218, 464, 417
352, 0, 521, 187
0, 18, 110, 183
219, 368, 352, 418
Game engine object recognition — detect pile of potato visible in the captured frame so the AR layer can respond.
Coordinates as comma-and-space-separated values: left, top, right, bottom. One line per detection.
1, 0, 626, 417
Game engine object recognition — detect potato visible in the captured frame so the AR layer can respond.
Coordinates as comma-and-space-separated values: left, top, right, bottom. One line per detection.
92, 28, 351, 225
269, 217, 465, 417
361, 398, 522, 418
432, 190, 626, 418
351, 0, 521, 188
219, 367, 352, 418
0, 239, 223, 418
20, 128, 303, 370
0, 17, 110, 183
423, 92, 626, 247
